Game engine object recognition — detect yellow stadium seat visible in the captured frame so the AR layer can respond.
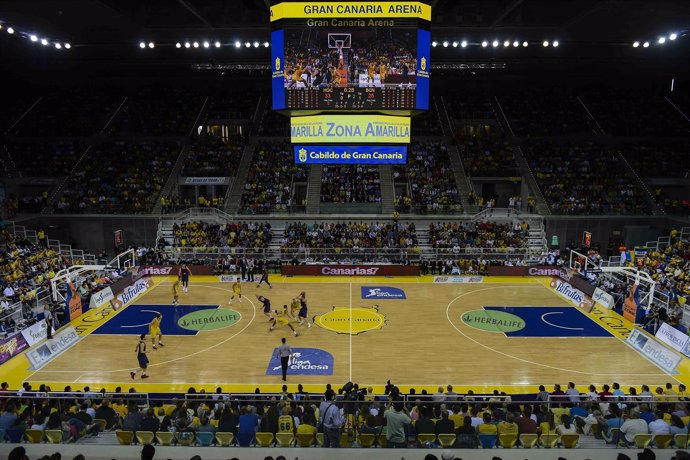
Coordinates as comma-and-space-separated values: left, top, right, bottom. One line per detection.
634, 433, 653, 449
93, 419, 107, 432
519, 433, 538, 448
378, 433, 387, 447
275, 433, 294, 447
417, 433, 437, 445
438, 434, 456, 448
561, 434, 579, 448
675, 434, 690, 448
136, 431, 155, 445
654, 434, 673, 448
358, 433, 375, 448
156, 431, 175, 446
44, 430, 63, 444
175, 431, 195, 446
602, 427, 619, 444
255, 432, 274, 447
315, 433, 324, 447
215, 432, 234, 446
539, 433, 560, 448
116, 430, 134, 445
340, 432, 353, 447
499, 433, 517, 448
24, 429, 44, 443
296, 433, 315, 447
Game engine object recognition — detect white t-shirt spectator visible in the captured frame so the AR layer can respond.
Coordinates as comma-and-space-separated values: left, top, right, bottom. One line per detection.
3, 286, 15, 298
620, 418, 648, 443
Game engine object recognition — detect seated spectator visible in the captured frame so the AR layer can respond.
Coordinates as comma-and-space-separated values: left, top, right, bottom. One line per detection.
241, 143, 308, 214
174, 221, 272, 249
57, 142, 180, 214
415, 407, 435, 434
393, 142, 462, 214
435, 410, 455, 435
456, 415, 478, 448
619, 410, 648, 445
321, 165, 381, 203
497, 413, 518, 437
556, 414, 577, 435
648, 411, 670, 435
477, 412, 497, 435
524, 142, 652, 215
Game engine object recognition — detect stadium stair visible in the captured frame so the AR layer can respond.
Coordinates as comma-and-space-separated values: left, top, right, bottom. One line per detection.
224, 138, 257, 215
616, 150, 665, 216
305, 165, 323, 214
444, 142, 478, 213
493, 96, 552, 216
379, 165, 395, 214
153, 145, 193, 215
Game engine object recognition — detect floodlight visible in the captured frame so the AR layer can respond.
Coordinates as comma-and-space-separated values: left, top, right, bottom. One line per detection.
669, 33, 677, 40
41, 38, 49, 46
442, 41, 449, 47
461, 40, 467, 48
643, 41, 650, 48
203, 41, 210, 48
552, 40, 559, 47
513, 40, 519, 47
215, 41, 221, 48
543, 40, 549, 47
30, 34, 38, 42
522, 41, 528, 47
503, 40, 510, 47
176, 42, 181, 48
148, 42, 154, 48
234, 41, 241, 48
632, 41, 640, 48
658, 37, 666, 44
7, 27, 14, 34
193, 42, 199, 48
64, 43, 71, 49
139, 42, 146, 48
492, 40, 499, 47
184, 42, 191, 48
481, 40, 488, 47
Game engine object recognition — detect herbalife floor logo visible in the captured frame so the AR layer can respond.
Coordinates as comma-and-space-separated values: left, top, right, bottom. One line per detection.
178, 308, 241, 331
361, 286, 406, 300
266, 348, 333, 375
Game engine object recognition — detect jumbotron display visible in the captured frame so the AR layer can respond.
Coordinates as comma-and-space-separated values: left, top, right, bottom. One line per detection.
271, 1, 430, 112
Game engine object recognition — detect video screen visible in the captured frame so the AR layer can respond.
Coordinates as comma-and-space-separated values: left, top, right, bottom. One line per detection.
275, 28, 428, 111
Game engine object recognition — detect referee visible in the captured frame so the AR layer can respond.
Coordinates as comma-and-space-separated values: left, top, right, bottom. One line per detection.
276, 337, 293, 381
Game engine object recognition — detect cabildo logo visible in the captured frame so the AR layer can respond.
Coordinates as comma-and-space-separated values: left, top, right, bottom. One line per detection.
266, 348, 333, 376
361, 286, 406, 300
321, 267, 379, 275
178, 308, 241, 331
461, 309, 526, 333
313, 306, 386, 335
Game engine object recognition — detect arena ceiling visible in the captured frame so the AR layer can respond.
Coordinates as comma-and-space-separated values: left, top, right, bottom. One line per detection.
0, 0, 688, 81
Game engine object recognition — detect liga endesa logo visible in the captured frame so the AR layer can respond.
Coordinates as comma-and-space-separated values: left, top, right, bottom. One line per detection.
265, 348, 333, 376
361, 286, 406, 300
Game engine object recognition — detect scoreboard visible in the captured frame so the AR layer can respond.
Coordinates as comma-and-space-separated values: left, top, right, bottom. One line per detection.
286, 86, 416, 110
269, 1, 431, 165
271, 1, 430, 113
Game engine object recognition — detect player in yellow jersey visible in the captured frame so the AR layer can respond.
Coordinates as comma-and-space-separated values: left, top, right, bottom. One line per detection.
367, 62, 376, 86
270, 305, 299, 336
379, 62, 387, 85
149, 313, 164, 349
289, 298, 301, 318
172, 280, 180, 306
228, 278, 242, 305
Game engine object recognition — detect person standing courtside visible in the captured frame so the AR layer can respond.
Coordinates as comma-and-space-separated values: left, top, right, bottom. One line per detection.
276, 337, 293, 381
319, 391, 344, 447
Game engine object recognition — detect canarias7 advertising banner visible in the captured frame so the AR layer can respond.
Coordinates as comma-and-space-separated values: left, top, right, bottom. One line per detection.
270, 2, 432, 21
291, 115, 410, 144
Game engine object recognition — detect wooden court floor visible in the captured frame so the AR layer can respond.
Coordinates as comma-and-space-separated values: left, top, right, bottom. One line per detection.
26, 277, 676, 393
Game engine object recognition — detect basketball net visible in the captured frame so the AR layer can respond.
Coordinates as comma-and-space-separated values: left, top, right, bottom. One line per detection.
336, 45, 343, 60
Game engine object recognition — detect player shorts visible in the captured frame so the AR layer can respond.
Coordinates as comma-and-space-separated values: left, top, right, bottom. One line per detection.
138, 353, 149, 369
276, 317, 289, 325
149, 327, 159, 337
299, 307, 308, 318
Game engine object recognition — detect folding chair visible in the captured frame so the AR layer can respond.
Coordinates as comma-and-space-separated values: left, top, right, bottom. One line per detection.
275, 432, 294, 447
115, 430, 133, 445
561, 434, 580, 448
215, 432, 234, 446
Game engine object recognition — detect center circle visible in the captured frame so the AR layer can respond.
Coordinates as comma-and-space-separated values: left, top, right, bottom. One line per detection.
461, 309, 525, 333
178, 308, 241, 331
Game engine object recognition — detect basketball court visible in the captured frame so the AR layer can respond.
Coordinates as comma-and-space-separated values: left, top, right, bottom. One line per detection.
12, 275, 688, 394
